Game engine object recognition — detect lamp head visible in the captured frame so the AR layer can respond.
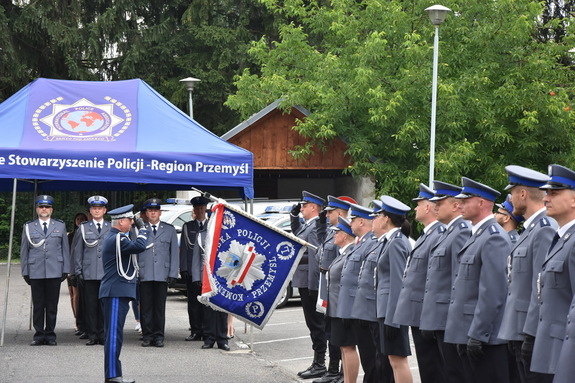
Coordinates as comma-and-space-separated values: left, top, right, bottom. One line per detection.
425, 4, 451, 26
179, 77, 201, 91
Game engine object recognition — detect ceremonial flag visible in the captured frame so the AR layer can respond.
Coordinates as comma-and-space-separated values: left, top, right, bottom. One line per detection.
199, 201, 311, 329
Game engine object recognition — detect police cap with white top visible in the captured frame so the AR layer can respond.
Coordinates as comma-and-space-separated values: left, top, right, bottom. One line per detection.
540, 164, 575, 190
504, 165, 549, 190
455, 177, 501, 202
108, 204, 135, 220
496, 194, 524, 223
379, 195, 411, 216
301, 191, 326, 207
143, 198, 162, 209
371, 199, 384, 216
35, 195, 54, 207
412, 183, 435, 201
324, 195, 352, 211
333, 216, 354, 237
429, 181, 462, 201
349, 203, 374, 220
88, 195, 108, 206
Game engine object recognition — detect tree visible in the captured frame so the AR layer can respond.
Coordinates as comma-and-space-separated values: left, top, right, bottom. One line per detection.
227, 0, 575, 202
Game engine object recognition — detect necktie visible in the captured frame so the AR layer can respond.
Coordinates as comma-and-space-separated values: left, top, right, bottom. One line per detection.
549, 233, 560, 252
43, 222, 47, 235
97, 223, 101, 233
199, 222, 204, 231
152, 225, 157, 235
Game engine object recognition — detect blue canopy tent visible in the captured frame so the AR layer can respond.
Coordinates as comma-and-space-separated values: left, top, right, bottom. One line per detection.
0, 78, 254, 344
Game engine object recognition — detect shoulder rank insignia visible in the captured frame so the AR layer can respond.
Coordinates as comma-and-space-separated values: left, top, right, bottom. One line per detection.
438, 226, 446, 234
489, 225, 500, 235
539, 217, 550, 227
394, 231, 402, 238
459, 221, 468, 229
54, 218, 64, 223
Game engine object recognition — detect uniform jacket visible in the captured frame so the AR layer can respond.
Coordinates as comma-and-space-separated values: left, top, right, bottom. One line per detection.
316, 224, 338, 301
21, 218, 70, 279
336, 232, 378, 319
394, 221, 445, 327
326, 244, 354, 318
376, 229, 411, 326
351, 238, 385, 322
552, 296, 575, 383
444, 217, 511, 345
99, 227, 148, 299
138, 221, 179, 282
191, 223, 209, 283
179, 220, 205, 275
291, 215, 320, 290
531, 224, 575, 374
508, 229, 519, 245
420, 217, 470, 331
498, 211, 556, 341
73, 220, 111, 280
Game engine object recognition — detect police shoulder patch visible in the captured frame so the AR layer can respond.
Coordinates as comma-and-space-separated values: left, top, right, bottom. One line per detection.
438, 226, 446, 233
459, 221, 468, 229
394, 231, 402, 238
54, 218, 65, 223
489, 225, 500, 235
539, 217, 551, 227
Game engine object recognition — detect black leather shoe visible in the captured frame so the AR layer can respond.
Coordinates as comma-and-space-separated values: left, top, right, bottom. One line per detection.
154, 340, 164, 348
185, 333, 202, 341
312, 370, 340, 383
141, 340, 153, 347
86, 339, 98, 346
105, 377, 135, 383
30, 340, 44, 346
217, 343, 230, 351
201, 343, 214, 349
300, 364, 327, 379
46, 339, 57, 346
298, 363, 314, 377
79, 333, 89, 339
74, 330, 83, 336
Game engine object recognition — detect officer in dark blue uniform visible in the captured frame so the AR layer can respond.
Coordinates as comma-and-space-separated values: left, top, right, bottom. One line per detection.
99, 205, 148, 383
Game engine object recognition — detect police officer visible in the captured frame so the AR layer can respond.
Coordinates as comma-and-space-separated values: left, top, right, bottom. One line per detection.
530, 165, 575, 381
495, 194, 525, 245
497, 165, 556, 383
553, 295, 575, 383
327, 217, 357, 383
445, 177, 511, 383
420, 181, 471, 383
100, 205, 148, 383
137, 198, 179, 348
21, 195, 70, 346
394, 184, 446, 383
291, 191, 325, 379
74, 195, 110, 345
314, 196, 353, 383
376, 196, 413, 383
180, 196, 210, 341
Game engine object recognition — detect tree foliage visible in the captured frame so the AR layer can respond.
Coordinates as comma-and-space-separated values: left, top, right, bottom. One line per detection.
227, 0, 575, 202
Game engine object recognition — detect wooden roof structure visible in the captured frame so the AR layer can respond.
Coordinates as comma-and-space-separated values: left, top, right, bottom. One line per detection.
222, 100, 351, 170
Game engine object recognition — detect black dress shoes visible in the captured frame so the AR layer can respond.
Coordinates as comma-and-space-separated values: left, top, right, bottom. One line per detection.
154, 340, 164, 348
141, 340, 153, 347
79, 333, 89, 339
30, 340, 44, 346
86, 339, 98, 346
46, 339, 57, 346
201, 343, 214, 349
74, 330, 83, 336
217, 343, 230, 351
104, 377, 135, 383
185, 333, 202, 341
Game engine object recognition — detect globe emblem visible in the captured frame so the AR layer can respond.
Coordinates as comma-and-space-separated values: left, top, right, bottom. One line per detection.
60, 110, 105, 134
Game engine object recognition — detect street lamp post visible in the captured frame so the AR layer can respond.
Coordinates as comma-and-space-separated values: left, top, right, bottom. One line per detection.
425, 5, 451, 187
179, 77, 201, 120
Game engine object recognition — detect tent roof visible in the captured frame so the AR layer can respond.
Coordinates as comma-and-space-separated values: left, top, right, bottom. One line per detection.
0, 78, 253, 198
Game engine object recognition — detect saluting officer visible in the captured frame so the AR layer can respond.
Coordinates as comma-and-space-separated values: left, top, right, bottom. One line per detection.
100, 204, 148, 383
291, 191, 326, 379
445, 177, 511, 383
138, 198, 179, 348
180, 196, 210, 341
21, 195, 70, 346
394, 184, 446, 383
530, 165, 575, 380
420, 181, 471, 383
73, 195, 110, 346
496, 165, 556, 383
494, 194, 525, 245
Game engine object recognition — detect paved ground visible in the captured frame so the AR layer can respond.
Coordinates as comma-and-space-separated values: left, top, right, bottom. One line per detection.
0, 263, 421, 382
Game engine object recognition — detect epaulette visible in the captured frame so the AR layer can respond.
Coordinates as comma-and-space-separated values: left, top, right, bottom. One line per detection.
25, 220, 34, 224
54, 218, 65, 223
510, 234, 517, 241
539, 217, 551, 227
488, 225, 500, 235
161, 222, 174, 228
394, 231, 402, 238
80, 221, 90, 225
459, 222, 468, 229
438, 226, 446, 234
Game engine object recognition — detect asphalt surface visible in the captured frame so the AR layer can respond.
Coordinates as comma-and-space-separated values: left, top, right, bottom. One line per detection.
0, 263, 421, 383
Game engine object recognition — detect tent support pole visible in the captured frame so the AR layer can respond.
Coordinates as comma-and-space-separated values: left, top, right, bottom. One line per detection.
29, 181, 37, 331
1, 178, 18, 346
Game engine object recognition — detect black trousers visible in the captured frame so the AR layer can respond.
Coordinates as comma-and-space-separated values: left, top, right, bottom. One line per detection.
459, 343, 510, 383
185, 277, 204, 336
83, 280, 104, 341
76, 280, 85, 332
202, 305, 228, 346
354, 319, 394, 383
412, 326, 447, 383
139, 281, 168, 342
102, 297, 129, 379
30, 278, 61, 342
436, 331, 472, 383
508, 340, 553, 383
325, 316, 341, 363
299, 288, 327, 354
